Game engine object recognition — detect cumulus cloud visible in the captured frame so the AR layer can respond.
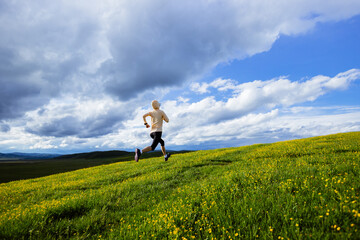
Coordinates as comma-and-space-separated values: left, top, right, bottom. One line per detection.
0, 122, 10, 132
4, 69, 359, 151
190, 78, 237, 94
161, 107, 360, 150
107, 102, 360, 151
24, 97, 130, 138
185, 69, 360, 124
149, 69, 360, 148
0, 0, 105, 121
191, 69, 360, 97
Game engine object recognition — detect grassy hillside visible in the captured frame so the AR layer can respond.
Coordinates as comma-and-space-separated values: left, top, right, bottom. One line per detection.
0, 132, 359, 239
0, 151, 178, 183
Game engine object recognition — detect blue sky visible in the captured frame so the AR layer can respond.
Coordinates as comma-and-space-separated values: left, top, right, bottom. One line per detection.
0, 1, 359, 154
215, 16, 360, 83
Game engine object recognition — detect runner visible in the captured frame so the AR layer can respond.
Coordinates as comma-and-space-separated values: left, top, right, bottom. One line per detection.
135, 100, 171, 162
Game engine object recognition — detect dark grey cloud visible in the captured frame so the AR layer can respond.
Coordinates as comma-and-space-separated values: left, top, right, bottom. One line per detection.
26, 112, 125, 138
99, 1, 256, 99
0, 1, 100, 121
0, 122, 10, 132
0, 47, 52, 119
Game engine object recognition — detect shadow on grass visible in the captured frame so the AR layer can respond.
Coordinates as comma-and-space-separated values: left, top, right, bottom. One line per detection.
47, 205, 91, 221
190, 159, 233, 168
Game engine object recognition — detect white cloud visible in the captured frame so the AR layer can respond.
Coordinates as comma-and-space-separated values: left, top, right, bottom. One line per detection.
157, 69, 360, 148
24, 96, 130, 138
186, 69, 360, 124
177, 96, 190, 103
166, 109, 279, 146
190, 78, 237, 93
190, 82, 210, 94
0, 68, 358, 152
323, 69, 360, 89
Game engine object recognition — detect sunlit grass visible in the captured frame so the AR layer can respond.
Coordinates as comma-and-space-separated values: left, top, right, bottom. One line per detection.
1, 132, 359, 239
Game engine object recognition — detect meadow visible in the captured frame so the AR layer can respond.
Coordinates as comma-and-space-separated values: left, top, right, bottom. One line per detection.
0, 151, 170, 183
0, 132, 359, 239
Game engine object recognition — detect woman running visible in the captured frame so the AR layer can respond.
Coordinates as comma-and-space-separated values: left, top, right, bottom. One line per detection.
135, 100, 171, 162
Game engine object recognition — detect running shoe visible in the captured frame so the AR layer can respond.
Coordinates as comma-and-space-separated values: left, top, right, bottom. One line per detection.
135, 148, 141, 162
164, 153, 171, 161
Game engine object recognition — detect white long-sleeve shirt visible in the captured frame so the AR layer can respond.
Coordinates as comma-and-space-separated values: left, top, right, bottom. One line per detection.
148, 109, 169, 133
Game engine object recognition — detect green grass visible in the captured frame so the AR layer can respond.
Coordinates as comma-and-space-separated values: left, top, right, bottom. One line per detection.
0, 151, 171, 183
0, 132, 359, 239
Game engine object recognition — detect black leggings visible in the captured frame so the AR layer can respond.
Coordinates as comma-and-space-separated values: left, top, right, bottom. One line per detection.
150, 132, 164, 150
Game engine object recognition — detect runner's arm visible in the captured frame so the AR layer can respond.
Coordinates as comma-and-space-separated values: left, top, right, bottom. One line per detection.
162, 111, 169, 123
143, 112, 151, 125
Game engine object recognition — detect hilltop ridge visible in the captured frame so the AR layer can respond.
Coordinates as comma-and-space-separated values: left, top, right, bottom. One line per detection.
0, 150, 190, 183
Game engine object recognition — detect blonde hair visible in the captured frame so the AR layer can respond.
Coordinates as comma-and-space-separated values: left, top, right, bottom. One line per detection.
151, 100, 160, 109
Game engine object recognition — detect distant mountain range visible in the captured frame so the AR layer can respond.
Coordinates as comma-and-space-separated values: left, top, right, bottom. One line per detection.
0, 152, 62, 160
0, 151, 130, 160
0, 150, 190, 161
51, 150, 132, 160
